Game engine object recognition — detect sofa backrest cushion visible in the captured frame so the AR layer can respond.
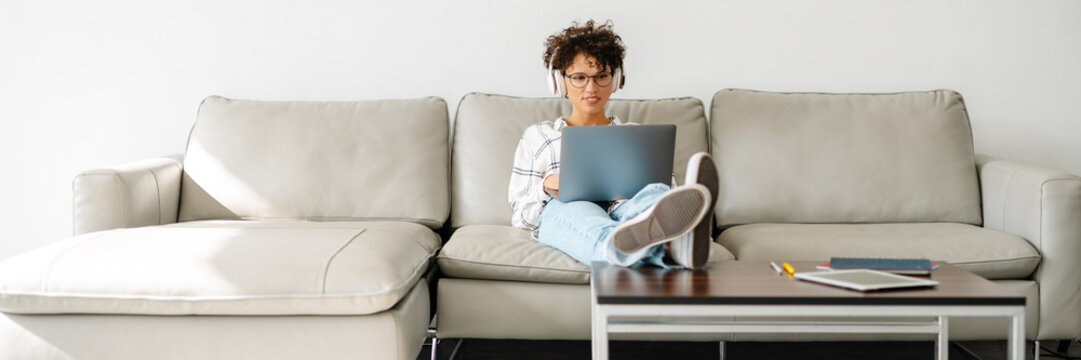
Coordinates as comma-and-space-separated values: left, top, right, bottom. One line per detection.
179, 96, 450, 228
451, 93, 708, 227
709, 89, 981, 227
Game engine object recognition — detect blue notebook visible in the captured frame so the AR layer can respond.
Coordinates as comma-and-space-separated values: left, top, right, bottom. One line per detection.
828, 257, 935, 275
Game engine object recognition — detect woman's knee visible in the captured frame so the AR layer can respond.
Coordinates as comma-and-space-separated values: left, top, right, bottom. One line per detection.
640, 182, 671, 194
547, 199, 604, 214
541, 200, 598, 225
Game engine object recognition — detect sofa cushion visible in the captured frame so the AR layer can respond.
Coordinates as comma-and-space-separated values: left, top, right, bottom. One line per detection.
450, 93, 709, 227
0, 221, 440, 315
179, 96, 450, 229
718, 223, 1040, 279
710, 89, 982, 226
438, 225, 735, 284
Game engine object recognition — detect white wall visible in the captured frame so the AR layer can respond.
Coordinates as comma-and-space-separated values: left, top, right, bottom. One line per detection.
1, 0, 1079, 260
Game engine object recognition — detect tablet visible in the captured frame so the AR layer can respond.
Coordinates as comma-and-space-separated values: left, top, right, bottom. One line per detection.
794, 269, 939, 292
559, 124, 676, 202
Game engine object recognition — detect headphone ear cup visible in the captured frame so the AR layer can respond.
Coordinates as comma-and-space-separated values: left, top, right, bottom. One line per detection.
547, 67, 567, 97
610, 68, 622, 94
547, 69, 558, 95
546, 47, 565, 97
555, 70, 567, 97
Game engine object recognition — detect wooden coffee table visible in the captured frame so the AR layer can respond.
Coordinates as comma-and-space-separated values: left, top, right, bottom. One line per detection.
590, 261, 1026, 360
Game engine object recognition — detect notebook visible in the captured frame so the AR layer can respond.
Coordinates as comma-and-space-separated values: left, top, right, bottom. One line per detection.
823, 257, 937, 276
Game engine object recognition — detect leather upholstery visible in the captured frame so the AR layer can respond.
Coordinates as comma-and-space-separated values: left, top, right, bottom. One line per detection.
450, 93, 709, 227
438, 225, 590, 284
179, 96, 450, 229
710, 89, 982, 226
72, 156, 183, 235
437, 278, 590, 339
437, 225, 734, 284
719, 223, 1040, 279
8, 87, 1080, 355
978, 155, 1081, 339
0, 221, 440, 315
0, 281, 430, 360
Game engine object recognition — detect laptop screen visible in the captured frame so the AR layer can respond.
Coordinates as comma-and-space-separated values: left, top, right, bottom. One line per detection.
558, 124, 676, 202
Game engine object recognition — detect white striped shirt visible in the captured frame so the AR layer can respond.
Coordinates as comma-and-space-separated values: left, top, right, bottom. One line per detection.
508, 116, 630, 236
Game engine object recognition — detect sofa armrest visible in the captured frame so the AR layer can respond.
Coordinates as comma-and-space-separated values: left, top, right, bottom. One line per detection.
976, 153, 1081, 339
72, 156, 184, 235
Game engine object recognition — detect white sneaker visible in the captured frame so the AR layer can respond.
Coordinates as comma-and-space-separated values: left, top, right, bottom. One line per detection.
670, 152, 719, 269
611, 184, 711, 255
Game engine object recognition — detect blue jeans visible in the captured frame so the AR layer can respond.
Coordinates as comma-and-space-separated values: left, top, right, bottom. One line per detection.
537, 183, 670, 268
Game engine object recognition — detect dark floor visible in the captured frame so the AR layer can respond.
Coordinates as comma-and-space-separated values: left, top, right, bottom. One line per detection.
420, 339, 1081, 360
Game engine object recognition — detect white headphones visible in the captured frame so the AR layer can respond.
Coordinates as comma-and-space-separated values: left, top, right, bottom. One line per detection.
546, 47, 624, 97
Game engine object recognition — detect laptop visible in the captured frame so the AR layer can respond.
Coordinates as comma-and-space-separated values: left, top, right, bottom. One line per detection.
558, 124, 676, 202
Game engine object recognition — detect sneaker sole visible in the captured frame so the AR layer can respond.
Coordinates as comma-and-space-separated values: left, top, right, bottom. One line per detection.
611, 185, 710, 255
678, 153, 719, 268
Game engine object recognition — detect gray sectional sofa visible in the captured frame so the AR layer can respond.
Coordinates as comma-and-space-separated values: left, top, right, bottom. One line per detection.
1, 89, 1079, 359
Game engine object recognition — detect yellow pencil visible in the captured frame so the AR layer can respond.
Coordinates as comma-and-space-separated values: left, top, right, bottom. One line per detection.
782, 262, 795, 275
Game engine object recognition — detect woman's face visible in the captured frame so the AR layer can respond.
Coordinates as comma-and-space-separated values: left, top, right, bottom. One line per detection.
563, 53, 613, 117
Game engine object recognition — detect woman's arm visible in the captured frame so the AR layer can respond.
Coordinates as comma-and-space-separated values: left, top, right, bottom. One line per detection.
508, 131, 553, 231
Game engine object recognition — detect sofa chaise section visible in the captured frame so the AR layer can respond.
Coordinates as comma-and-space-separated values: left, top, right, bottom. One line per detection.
0, 221, 439, 315
0, 96, 450, 360
0, 285, 431, 359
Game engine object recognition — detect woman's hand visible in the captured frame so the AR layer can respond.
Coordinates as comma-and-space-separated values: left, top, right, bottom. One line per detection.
543, 174, 559, 198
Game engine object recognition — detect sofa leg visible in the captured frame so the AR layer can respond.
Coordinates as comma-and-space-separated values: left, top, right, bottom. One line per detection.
427, 329, 438, 360
718, 341, 726, 360
424, 329, 462, 360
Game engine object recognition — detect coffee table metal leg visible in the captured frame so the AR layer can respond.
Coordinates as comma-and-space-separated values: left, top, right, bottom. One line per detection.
592, 305, 608, 359
1009, 311, 1025, 360
936, 316, 949, 360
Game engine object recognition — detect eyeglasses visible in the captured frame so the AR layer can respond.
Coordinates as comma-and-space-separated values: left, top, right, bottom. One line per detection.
563, 72, 613, 88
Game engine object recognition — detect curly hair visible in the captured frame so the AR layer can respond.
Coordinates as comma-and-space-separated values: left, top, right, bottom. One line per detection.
543, 20, 625, 74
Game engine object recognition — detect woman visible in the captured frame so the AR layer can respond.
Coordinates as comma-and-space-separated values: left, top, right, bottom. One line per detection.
508, 20, 719, 269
